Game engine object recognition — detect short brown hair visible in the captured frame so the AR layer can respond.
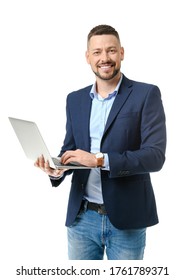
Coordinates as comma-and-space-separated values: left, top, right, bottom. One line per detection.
87, 24, 120, 44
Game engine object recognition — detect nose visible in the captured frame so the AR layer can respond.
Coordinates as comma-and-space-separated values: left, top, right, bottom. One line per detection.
100, 51, 109, 62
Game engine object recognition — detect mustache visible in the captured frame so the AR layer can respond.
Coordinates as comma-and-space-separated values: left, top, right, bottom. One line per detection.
97, 61, 115, 67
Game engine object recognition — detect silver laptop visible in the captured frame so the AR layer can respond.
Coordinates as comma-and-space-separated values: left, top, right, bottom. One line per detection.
8, 117, 91, 169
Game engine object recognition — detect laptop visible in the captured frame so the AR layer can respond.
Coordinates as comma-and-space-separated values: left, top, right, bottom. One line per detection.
8, 117, 92, 169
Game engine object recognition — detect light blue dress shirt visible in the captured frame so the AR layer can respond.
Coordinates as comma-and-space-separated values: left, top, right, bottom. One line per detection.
84, 75, 123, 204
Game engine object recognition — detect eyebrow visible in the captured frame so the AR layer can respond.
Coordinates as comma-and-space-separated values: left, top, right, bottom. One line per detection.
91, 46, 117, 51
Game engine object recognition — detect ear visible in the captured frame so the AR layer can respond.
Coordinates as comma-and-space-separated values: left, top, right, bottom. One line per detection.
85, 50, 90, 64
121, 47, 124, 61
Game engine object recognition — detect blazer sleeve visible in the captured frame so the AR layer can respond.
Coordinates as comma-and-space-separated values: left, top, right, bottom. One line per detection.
108, 85, 166, 178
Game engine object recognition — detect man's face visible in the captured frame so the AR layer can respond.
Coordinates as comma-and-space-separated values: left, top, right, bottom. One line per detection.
86, 35, 124, 81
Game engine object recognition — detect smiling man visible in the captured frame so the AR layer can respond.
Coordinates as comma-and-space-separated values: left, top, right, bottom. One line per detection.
35, 24, 166, 260
86, 29, 124, 84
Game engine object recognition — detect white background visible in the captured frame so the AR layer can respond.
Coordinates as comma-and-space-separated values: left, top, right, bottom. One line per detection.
0, 0, 184, 279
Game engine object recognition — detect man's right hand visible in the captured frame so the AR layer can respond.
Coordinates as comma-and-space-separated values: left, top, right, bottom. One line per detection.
34, 155, 68, 178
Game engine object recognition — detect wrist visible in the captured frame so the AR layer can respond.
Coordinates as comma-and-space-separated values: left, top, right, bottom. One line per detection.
94, 152, 104, 167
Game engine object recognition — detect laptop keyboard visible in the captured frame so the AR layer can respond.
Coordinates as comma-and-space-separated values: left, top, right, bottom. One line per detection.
52, 157, 64, 166
52, 157, 79, 167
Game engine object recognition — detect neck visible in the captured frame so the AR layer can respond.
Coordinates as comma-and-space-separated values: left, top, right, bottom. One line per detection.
96, 73, 121, 98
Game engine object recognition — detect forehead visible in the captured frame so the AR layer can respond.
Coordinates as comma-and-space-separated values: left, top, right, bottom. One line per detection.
88, 34, 120, 50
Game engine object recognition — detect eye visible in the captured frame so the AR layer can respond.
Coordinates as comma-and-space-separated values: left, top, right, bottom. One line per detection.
109, 48, 116, 54
93, 51, 101, 56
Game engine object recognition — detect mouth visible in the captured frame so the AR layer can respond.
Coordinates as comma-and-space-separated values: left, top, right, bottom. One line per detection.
98, 63, 114, 71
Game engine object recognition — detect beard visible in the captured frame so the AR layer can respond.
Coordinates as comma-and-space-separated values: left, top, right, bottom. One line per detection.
93, 67, 120, 81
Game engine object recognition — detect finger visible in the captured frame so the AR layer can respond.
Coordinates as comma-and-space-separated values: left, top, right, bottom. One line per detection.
44, 160, 53, 174
61, 151, 70, 161
53, 169, 63, 177
51, 168, 69, 177
44, 159, 49, 168
34, 158, 39, 167
64, 157, 77, 165
66, 151, 79, 164
61, 151, 73, 164
34, 155, 44, 169
37, 155, 44, 167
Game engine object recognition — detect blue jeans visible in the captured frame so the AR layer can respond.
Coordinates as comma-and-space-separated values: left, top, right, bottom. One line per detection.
67, 207, 146, 260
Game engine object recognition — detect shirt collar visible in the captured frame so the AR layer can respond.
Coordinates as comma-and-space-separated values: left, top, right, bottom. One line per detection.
90, 73, 123, 100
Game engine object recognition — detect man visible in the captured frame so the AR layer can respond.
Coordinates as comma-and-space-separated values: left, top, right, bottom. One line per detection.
35, 24, 166, 260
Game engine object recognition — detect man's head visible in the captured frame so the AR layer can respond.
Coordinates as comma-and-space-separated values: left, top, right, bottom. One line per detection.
86, 25, 124, 81
87, 25, 121, 46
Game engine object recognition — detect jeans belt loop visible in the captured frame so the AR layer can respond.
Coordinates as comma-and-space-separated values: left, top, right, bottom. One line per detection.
83, 200, 88, 211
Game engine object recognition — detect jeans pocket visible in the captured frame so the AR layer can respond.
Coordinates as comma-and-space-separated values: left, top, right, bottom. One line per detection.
68, 209, 85, 228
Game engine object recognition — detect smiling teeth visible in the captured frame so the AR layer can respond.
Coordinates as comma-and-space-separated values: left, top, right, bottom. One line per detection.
100, 66, 111, 68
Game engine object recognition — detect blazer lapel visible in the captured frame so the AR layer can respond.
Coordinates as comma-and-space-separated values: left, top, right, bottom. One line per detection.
103, 75, 133, 136
79, 76, 133, 150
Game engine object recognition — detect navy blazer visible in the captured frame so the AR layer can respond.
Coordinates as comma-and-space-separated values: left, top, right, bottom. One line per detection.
51, 74, 166, 230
